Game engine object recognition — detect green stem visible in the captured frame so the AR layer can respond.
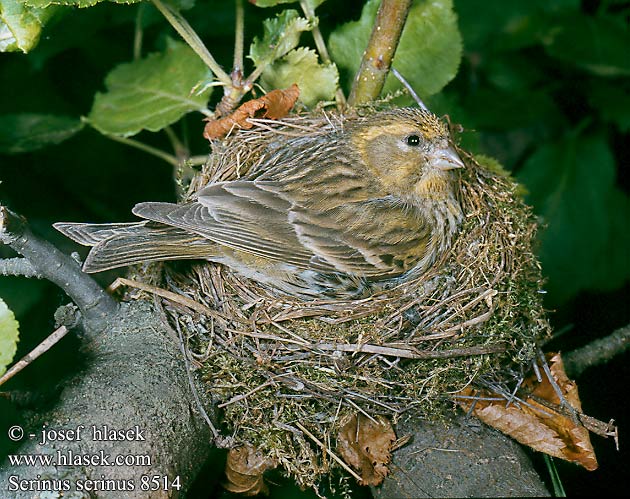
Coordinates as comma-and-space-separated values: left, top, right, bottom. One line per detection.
299, 0, 330, 64
299, 0, 346, 107
348, 0, 412, 107
133, 3, 145, 60
164, 126, 188, 161
233, 0, 244, 76
106, 134, 179, 167
184, 155, 209, 167
151, 0, 232, 86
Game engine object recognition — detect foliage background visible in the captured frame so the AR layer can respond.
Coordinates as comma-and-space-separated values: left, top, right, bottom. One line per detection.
1, 0, 629, 497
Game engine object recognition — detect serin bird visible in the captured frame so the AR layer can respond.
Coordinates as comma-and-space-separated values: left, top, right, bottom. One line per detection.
55, 107, 464, 298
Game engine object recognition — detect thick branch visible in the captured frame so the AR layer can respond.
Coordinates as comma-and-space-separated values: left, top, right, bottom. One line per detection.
563, 322, 630, 378
348, 0, 412, 106
373, 413, 550, 498
0, 206, 117, 330
0, 301, 217, 498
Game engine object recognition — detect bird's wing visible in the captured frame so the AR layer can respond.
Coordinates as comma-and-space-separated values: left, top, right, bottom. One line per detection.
133, 181, 316, 269
54, 221, 150, 246
289, 198, 431, 277
83, 224, 217, 272
134, 181, 430, 278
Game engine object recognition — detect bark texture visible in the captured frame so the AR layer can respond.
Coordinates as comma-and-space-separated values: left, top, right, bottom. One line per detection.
374, 414, 550, 498
0, 301, 216, 498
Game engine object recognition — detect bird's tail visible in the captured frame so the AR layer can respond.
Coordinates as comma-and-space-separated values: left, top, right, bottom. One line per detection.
54, 221, 216, 273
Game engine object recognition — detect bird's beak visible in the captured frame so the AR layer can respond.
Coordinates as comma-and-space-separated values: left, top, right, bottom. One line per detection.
430, 145, 465, 171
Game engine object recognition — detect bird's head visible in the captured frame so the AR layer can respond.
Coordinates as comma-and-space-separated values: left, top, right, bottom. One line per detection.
350, 108, 464, 202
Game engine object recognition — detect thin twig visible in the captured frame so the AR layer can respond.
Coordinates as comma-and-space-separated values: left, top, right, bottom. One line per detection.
105, 134, 179, 166
294, 421, 363, 483
299, 0, 346, 107
314, 342, 506, 360
108, 277, 227, 323
391, 67, 428, 110
0, 326, 69, 387
169, 309, 221, 441
537, 349, 579, 424
563, 322, 630, 378
218, 380, 273, 408
151, 0, 232, 85
163, 126, 189, 161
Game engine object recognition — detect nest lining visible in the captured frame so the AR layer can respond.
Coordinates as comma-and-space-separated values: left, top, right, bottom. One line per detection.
151, 112, 550, 490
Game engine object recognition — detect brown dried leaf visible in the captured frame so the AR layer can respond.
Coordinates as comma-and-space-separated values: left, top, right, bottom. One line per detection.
458, 353, 598, 471
223, 443, 277, 495
204, 84, 300, 140
336, 414, 396, 486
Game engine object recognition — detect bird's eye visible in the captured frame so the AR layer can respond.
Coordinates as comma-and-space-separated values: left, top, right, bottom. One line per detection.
406, 134, 421, 147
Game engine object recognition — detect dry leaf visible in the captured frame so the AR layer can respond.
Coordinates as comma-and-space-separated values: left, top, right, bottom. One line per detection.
337, 414, 396, 486
458, 353, 598, 470
223, 443, 277, 495
204, 84, 300, 140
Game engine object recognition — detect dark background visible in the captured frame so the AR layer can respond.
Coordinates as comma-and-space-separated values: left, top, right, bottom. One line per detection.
1, 0, 629, 497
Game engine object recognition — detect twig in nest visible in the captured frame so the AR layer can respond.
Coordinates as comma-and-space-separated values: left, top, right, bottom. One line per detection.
313, 342, 507, 360
109, 277, 227, 323
168, 309, 225, 445
537, 349, 580, 425
294, 421, 363, 483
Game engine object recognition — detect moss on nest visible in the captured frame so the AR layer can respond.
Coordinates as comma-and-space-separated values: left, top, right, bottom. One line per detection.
158, 111, 551, 491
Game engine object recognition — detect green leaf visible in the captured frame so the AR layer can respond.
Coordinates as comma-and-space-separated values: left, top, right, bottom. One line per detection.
249, 0, 295, 7
588, 81, 630, 133
463, 88, 561, 130
25, 0, 194, 9
517, 133, 625, 303
484, 54, 546, 92
0, 0, 59, 53
453, 0, 579, 52
589, 189, 630, 291
0, 114, 83, 153
249, 9, 310, 69
0, 297, 20, 377
86, 40, 212, 137
260, 47, 338, 107
250, 0, 326, 7
328, 0, 462, 99
543, 13, 630, 77
0, 278, 47, 318
25, 0, 141, 7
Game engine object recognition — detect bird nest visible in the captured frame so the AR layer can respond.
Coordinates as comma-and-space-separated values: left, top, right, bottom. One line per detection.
152, 111, 550, 491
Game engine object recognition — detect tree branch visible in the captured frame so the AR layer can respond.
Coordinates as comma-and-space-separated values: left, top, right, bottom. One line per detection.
0, 257, 42, 278
0, 301, 218, 499
563, 322, 630, 378
373, 413, 550, 498
0, 206, 117, 331
348, 0, 412, 106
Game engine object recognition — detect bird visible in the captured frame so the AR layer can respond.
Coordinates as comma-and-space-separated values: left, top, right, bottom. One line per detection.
55, 107, 464, 299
